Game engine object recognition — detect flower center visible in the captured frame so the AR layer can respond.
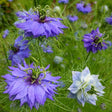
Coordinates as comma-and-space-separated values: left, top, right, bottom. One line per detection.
26, 73, 42, 84
83, 4, 87, 8
87, 86, 97, 94
30, 75, 38, 84
11, 46, 20, 54
24, 67, 46, 84
94, 37, 100, 43
39, 9, 46, 23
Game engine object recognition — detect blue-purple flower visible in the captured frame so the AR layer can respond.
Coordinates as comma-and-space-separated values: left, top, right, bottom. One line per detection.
40, 42, 53, 53
8, 0, 13, 2
76, 2, 91, 13
2, 29, 9, 38
8, 36, 30, 65
68, 67, 105, 106
82, 27, 108, 53
105, 41, 112, 47
15, 9, 34, 21
105, 16, 112, 25
15, 9, 67, 38
2, 61, 61, 109
58, 0, 69, 4
67, 15, 78, 22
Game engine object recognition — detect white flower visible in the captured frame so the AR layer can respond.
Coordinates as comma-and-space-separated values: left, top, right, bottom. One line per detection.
54, 56, 63, 64
53, 6, 61, 12
68, 67, 105, 106
101, 5, 109, 12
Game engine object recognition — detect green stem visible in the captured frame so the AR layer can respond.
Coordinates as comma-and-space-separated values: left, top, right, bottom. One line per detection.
47, 100, 72, 112
31, 56, 38, 65
83, 52, 91, 68
36, 39, 42, 66
2, 42, 9, 66
85, 52, 91, 63
53, 0, 56, 3
54, 97, 72, 110
58, 11, 73, 32
33, 0, 37, 7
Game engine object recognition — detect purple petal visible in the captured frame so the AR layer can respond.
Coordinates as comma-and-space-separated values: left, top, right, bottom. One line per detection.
28, 85, 35, 105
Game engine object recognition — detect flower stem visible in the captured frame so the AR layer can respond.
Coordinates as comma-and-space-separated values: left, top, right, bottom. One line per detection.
48, 100, 72, 112
33, 0, 38, 7
36, 39, 42, 66
85, 52, 91, 63
2, 43, 9, 66
53, 0, 56, 3
83, 52, 91, 68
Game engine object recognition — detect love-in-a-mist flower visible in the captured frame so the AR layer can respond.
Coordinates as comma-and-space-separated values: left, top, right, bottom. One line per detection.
101, 5, 108, 12
15, 8, 34, 21
81, 22, 88, 29
68, 67, 105, 106
105, 41, 112, 47
8, 36, 30, 65
40, 41, 53, 53
82, 27, 108, 53
76, 2, 91, 13
53, 6, 61, 12
15, 7, 67, 38
8, 0, 13, 2
2, 29, 9, 38
105, 16, 112, 25
67, 15, 78, 22
58, 0, 69, 4
2, 61, 61, 110
54, 56, 63, 64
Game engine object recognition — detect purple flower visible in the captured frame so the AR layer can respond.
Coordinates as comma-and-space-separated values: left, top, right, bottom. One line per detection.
15, 9, 67, 38
8, 36, 30, 65
82, 27, 108, 53
105, 16, 112, 25
58, 81, 65, 88
76, 2, 91, 13
67, 15, 78, 22
2, 29, 9, 38
8, 0, 13, 2
105, 41, 112, 47
100, 103, 106, 110
58, 0, 69, 4
15, 9, 34, 21
40, 42, 53, 53
2, 61, 61, 110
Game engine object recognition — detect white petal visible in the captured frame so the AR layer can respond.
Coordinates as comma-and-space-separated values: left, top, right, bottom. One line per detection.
81, 67, 90, 82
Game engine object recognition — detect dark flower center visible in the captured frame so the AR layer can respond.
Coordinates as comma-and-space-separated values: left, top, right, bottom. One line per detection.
38, 18, 46, 23
94, 37, 100, 43
26, 70, 45, 84
24, 67, 46, 84
26, 74, 40, 84
30, 76, 39, 84
39, 10, 46, 23
83, 4, 87, 8
87, 86, 97, 94
11, 46, 20, 54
